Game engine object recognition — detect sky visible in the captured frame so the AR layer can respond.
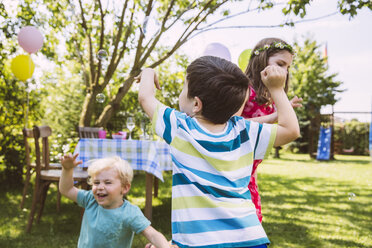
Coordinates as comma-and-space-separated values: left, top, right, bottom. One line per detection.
5, 1, 372, 122
178, 0, 372, 122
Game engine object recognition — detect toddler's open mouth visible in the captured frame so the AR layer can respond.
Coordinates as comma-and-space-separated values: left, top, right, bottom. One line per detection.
96, 193, 108, 199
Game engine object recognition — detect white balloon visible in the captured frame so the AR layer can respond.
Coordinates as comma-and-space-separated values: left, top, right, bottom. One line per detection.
202, 42, 231, 61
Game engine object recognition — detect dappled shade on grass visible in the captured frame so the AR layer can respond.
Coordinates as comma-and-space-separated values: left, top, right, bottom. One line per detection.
0, 153, 371, 248
260, 153, 372, 248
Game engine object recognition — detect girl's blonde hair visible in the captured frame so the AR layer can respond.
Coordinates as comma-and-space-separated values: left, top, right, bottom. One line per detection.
87, 156, 133, 186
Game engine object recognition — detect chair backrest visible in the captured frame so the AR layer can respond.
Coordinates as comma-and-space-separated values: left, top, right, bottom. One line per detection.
33, 125, 53, 171
23, 128, 34, 169
78, 127, 102, 138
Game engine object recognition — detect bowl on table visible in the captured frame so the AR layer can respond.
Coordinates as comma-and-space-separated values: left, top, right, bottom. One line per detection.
112, 132, 127, 139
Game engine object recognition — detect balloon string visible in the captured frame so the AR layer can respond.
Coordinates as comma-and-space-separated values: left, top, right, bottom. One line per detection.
25, 53, 31, 128
29, 53, 31, 78
25, 85, 29, 128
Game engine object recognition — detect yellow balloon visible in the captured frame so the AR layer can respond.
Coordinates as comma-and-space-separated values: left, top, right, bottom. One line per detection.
10, 54, 35, 81
238, 49, 252, 72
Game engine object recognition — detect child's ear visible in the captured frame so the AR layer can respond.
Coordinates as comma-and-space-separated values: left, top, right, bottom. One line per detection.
121, 183, 131, 195
234, 91, 250, 116
193, 96, 202, 114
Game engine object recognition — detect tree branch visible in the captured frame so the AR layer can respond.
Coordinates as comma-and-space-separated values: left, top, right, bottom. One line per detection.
133, 0, 154, 67
139, 0, 177, 66
73, 39, 89, 88
103, 1, 133, 88
189, 11, 340, 39
149, 0, 228, 68
95, 0, 106, 88
177, 0, 216, 42
164, 0, 198, 31
109, 0, 129, 70
198, 3, 285, 31
141, 0, 180, 55
95, 75, 139, 127
78, 0, 95, 91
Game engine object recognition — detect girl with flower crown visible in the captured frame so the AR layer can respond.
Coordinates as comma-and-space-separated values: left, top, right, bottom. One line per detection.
240, 37, 303, 222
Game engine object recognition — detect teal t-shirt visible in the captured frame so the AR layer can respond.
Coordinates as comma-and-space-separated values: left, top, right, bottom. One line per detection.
77, 190, 150, 248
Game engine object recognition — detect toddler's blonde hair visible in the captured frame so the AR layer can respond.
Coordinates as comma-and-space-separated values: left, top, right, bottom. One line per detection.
87, 156, 133, 187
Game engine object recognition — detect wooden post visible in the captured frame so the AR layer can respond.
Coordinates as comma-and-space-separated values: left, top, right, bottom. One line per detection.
144, 173, 153, 221
154, 178, 159, 198
274, 147, 281, 158
330, 108, 335, 160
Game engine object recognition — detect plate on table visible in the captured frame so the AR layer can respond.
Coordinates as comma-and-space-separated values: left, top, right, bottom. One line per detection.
112, 133, 126, 139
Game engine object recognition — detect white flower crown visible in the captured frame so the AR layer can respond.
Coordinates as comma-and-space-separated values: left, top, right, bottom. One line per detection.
252, 42, 294, 56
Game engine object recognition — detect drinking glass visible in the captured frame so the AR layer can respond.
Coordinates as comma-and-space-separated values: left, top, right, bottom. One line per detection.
127, 117, 135, 140
140, 121, 147, 140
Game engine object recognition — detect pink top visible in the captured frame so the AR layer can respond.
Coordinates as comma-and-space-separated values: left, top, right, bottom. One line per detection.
241, 86, 276, 223
241, 86, 275, 119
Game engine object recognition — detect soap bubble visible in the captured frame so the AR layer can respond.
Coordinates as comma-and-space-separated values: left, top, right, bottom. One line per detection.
97, 50, 108, 60
348, 192, 356, 201
96, 93, 105, 103
141, 16, 149, 35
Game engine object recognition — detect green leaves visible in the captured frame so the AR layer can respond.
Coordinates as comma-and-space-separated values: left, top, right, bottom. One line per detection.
0, 76, 44, 184
338, 0, 372, 18
289, 39, 343, 111
282, 0, 310, 18
282, 0, 371, 18
334, 121, 370, 155
288, 37, 343, 154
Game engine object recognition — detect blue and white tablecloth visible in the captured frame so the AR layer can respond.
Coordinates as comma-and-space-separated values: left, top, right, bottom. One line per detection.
74, 139, 172, 181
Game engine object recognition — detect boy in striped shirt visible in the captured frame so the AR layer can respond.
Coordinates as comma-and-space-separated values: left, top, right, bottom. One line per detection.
137, 56, 300, 248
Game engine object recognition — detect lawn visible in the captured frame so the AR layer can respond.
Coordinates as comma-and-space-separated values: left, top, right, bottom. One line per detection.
259, 153, 372, 248
0, 153, 371, 248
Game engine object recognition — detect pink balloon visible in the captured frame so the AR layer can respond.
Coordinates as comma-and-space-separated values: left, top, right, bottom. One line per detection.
18, 26, 44, 53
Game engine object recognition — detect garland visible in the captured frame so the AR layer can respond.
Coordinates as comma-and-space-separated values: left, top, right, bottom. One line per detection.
252, 42, 294, 56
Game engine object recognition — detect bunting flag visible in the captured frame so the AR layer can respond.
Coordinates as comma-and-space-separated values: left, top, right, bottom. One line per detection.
323, 42, 328, 64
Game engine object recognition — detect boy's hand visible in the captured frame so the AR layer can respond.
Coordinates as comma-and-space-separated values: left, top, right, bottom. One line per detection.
260, 65, 287, 90
60, 153, 82, 170
135, 68, 161, 90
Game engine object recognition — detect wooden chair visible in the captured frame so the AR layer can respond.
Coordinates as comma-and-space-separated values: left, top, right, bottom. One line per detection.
78, 127, 102, 138
20, 128, 61, 210
26, 125, 89, 233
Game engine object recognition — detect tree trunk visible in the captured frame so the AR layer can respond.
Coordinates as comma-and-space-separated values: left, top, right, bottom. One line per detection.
79, 93, 96, 127
308, 122, 315, 158
274, 147, 281, 158
95, 75, 138, 127
309, 113, 321, 159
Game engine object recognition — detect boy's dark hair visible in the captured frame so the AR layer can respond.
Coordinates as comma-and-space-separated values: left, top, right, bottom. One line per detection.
186, 56, 249, 124
245, 37, 294, 106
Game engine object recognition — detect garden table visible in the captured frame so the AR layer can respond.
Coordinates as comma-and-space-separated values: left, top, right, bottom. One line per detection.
73, 138, 172, 220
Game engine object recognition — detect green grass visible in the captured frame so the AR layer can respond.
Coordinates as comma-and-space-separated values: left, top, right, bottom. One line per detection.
0, 153, 371, 248
260, 153, 372, 248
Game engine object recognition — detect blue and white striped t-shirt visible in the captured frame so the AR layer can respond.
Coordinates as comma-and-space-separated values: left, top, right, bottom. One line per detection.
152, 104, 277, 248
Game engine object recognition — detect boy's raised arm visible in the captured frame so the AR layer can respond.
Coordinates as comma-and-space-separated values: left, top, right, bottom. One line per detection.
138, 68, 162, 120
261, 65, 300, 147
59, 153, 82, 202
